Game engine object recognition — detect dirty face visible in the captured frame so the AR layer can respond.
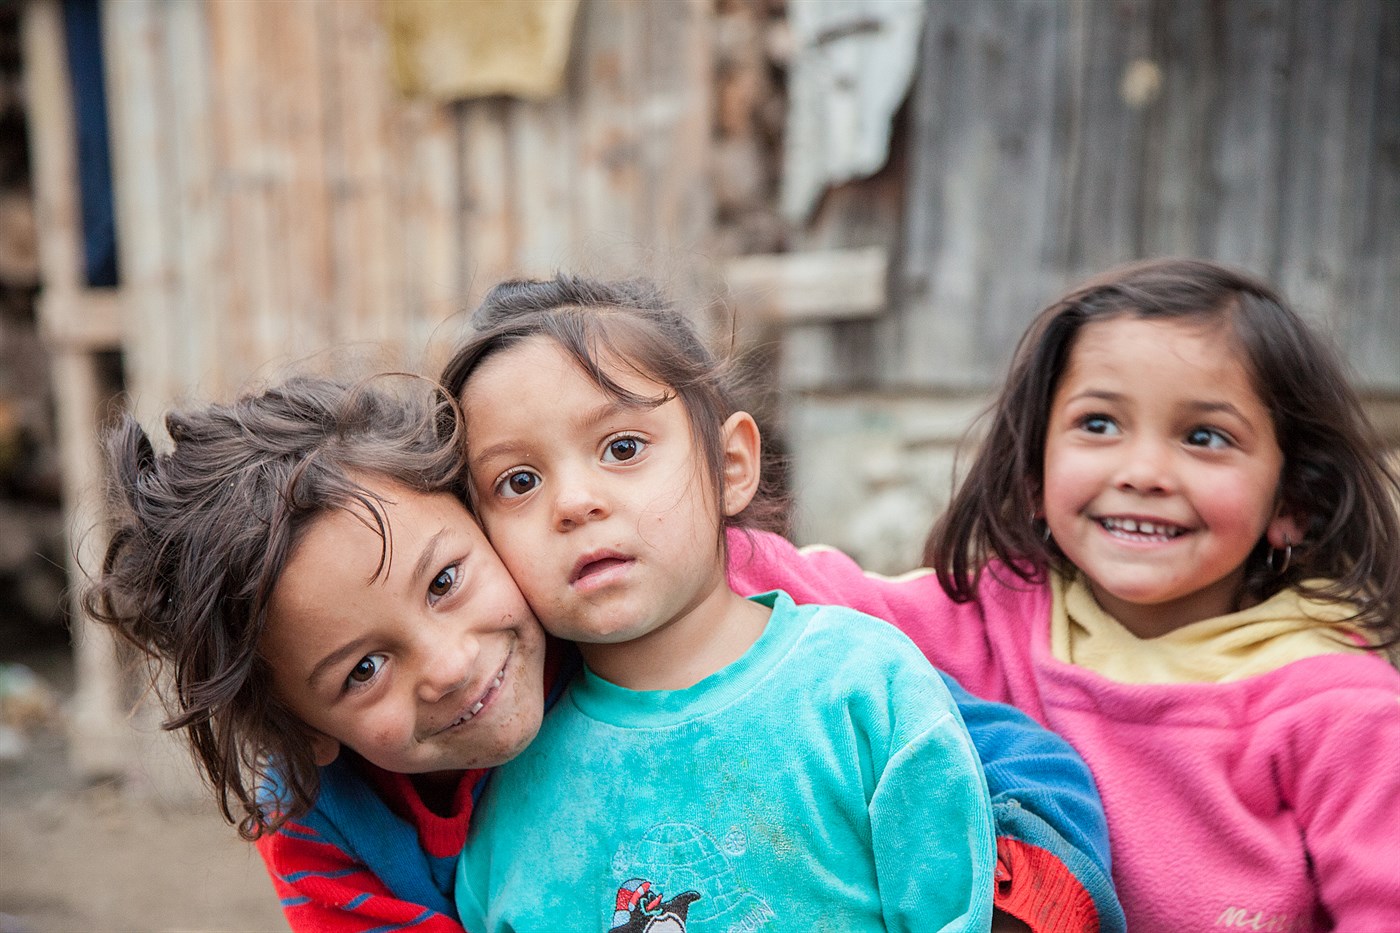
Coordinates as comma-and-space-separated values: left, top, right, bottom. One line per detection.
460, 336, 762, 688
261, 475, 546, 775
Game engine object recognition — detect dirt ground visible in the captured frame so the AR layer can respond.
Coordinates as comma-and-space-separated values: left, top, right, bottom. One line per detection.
0, 646, 290, 933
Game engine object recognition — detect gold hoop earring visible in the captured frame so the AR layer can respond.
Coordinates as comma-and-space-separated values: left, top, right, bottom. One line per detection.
1267, 537, 1293, 575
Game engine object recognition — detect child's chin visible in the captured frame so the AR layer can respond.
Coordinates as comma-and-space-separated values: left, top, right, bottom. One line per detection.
465, 713, 544, 770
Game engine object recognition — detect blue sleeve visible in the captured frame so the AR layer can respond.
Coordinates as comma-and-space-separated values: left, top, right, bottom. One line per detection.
941, 672, 1126, 933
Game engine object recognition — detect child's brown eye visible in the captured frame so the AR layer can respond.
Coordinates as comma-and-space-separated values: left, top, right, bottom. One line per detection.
348, 655, 385, 685
430, 569, 454, 596
497, 470, 540, 499
428, 565, 459, 602
604, 437, 644, 463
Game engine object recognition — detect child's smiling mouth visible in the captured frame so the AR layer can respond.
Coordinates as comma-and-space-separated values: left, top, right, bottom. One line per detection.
431, 654, 512, 736
1097, 516, 1188, 542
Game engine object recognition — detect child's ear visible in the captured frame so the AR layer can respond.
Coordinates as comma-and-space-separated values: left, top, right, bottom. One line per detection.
719, 411, 762, 518
308, 730, 342, 767
1266, 510, 1304, 549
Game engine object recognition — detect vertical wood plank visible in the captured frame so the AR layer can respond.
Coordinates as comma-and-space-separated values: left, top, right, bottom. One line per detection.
1061, 0, 1154, 274
397, 98, 459, 359
638, 0, 714, 287
569, 0, 645, 274
256, 0, 333, 363
325, 0, 399, 349
1140, 0, 1214, 257
102, 0, 174, 420
889, 0, 1064, 389
460, 98, 516, 301
508, 94, 576, 276
1336, 0, 1399, 387
207, 0, 275, 383
1206, 0, 1289, 274
52, 350, 128, 776
22, 1, 128, 777
164, 0, 224, 396
21, 0, 84, 295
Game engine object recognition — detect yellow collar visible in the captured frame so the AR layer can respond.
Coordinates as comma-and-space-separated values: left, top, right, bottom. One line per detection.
1050, 571, 1364, 684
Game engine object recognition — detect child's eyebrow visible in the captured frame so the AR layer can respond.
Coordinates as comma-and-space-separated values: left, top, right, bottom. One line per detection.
1066, 389, 1246, 421
307, 637, 374, 690
469, 399, 646, 467
411, 528, 450, 584
1185, 400, 1248, 420
1064, 388, 1123, 405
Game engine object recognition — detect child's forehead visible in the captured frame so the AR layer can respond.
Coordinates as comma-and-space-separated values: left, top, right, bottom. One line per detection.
1066, 312, 1250, 376
1061, 314, 1271, 410
305, 477, 476, 574
473, 333, 673, 403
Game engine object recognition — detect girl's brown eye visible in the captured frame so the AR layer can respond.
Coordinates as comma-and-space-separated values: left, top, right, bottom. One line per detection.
428, 565, 450, 596
498, 470, 540, 499
604, 437, 644, 463
429, 565, 457, 599
348, 655, 383, 685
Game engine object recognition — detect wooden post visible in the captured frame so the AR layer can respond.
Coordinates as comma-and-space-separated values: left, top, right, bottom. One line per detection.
21, 0, 129, 777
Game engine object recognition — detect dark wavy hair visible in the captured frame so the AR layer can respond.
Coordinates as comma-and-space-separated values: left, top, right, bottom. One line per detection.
441, 273, 788, 537
927, 257, 1400, 653
85, 375, 468, 839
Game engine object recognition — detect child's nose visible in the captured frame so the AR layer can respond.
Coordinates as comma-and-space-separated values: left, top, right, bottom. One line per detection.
1114, 437, 1175, 493
552, 469, 610, 531
417, 633, 481, 703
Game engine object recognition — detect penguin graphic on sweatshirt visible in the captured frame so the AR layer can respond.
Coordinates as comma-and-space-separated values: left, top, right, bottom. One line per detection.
608, 877, 702, 933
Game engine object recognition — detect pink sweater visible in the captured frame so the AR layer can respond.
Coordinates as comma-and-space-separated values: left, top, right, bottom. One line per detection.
726, 530, 1400, 932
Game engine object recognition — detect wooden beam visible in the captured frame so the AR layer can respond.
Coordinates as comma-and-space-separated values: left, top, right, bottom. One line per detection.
723, 246, 888, 322
37, 289, 123, 352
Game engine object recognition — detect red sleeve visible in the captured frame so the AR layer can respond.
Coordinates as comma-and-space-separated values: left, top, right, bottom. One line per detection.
995, 839, 1100, 932
256, 824, 464, 933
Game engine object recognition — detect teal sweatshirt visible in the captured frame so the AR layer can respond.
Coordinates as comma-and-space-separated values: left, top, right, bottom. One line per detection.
456, 590, 995, 932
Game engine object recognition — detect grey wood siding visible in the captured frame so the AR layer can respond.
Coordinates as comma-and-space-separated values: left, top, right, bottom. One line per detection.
794, 0, 1400, 392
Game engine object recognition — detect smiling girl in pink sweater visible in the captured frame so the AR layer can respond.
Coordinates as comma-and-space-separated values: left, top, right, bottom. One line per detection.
735, 258, 1400, 931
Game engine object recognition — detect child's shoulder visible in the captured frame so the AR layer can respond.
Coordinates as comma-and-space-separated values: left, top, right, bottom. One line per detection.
767, 593, 958, 699
772, 590, 926, 651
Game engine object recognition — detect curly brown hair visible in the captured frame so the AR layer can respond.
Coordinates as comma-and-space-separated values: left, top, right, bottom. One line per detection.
85, 375, 468, 839
927, 257, 1400, 654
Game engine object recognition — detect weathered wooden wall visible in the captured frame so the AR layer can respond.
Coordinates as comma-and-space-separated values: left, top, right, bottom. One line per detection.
25, 0, 723, 779
785, 0, 1400, 393
23, 0, 1400, 760
98, 0, 715, 423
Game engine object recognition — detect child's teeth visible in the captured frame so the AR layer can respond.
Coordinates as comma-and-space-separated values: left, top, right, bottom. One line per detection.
470, 699, 485, 715
1122, 519, 1139, 532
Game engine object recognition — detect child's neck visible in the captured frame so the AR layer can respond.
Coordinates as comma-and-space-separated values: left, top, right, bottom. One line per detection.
1086, 568, 1249, 640
578, 583, 770, 691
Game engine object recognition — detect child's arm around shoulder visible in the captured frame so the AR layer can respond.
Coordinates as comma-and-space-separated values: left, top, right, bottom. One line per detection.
940, 673, 1120, 933
257, 826, 464, 933
254, 756, 477, 932
726, 528, 1011, 695
729, 530, 1123, 933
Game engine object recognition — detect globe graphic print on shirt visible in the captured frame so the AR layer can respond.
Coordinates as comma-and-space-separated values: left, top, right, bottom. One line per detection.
608, 822, 775, 932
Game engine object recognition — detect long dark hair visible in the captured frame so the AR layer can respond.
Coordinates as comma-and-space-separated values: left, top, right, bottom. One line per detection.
85, 375, 467, 838
441, 273, 788, 537
927, 257, 1400, 653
